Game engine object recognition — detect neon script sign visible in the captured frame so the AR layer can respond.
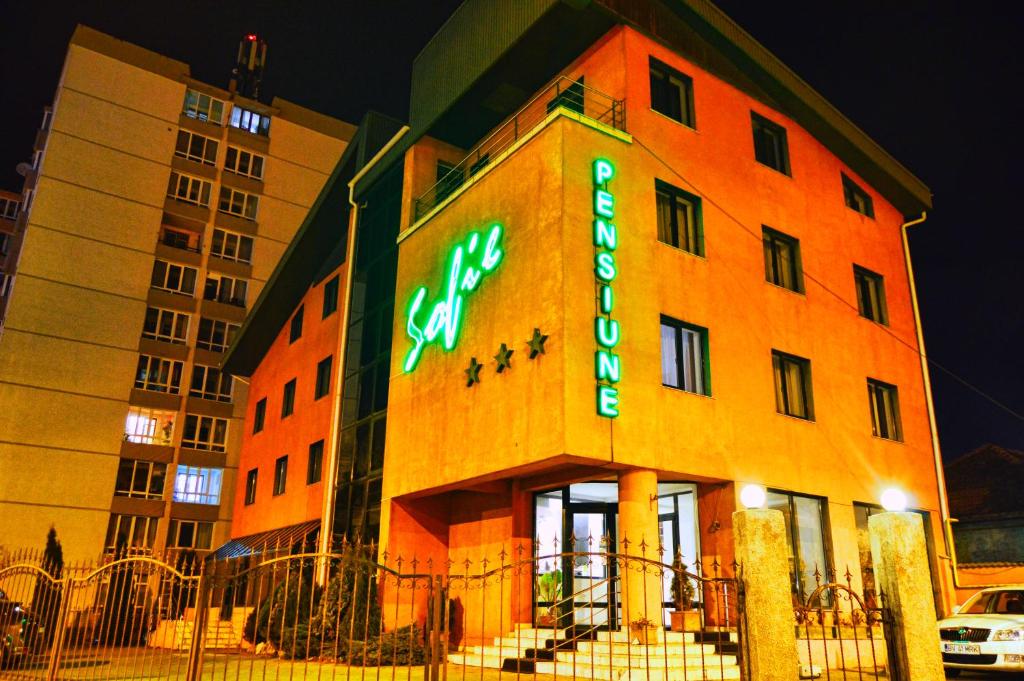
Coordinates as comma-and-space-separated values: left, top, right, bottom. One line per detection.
593, 159, 620, 418
403, 223, 505, 372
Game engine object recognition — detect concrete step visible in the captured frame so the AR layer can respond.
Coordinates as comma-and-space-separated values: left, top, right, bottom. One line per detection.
554, 651, 738, 668
572, 642, 720, 657
531, 660, 742, 680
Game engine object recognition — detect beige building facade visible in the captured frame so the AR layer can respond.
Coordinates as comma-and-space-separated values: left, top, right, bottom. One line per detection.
0, 26, 352, 563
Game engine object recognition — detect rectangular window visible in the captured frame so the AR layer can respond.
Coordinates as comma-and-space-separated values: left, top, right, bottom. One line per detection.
181, 414, 228, 452
173, 465, 223, 505
282, 378, 296, 417
0, 197, 19, 219
253, 397, 266, 434
765, 490, 830, 603
655, 180, 703, 255
0, 272, 12, 298
854, 265, 888, 325
762, 227, 804, 292
289, 306, 304, 343
660, 317, 710, 395
229, 106, 271, 136
224, 146, 265, 179
322, 276, 339, 318
315, 356, 333, 400
167, 519, 213, 550
104, 513, 158, 554
203, 272, 248, 307
159, 226, 201, 253
245, 469, 258, 505
435, 161, 465, 203
307, 440, 324, 485
217, 187, 259, 220
142, 307, 190, 345
649, 57, 695, 127
167, 171, 212, 207
0, 233, 9, 255
174, 130, 218, 165
210, 228, 253, 264
150, 259, 197, 296
196, 317, 239, 352
842, 173, 875, 218
183, 89, 225, 125
124, 407, 176, 446
772, 350, 814, 420
114, 459, 166, 500
134, 355, 183, 394
751, 112, 791, 175
189, 364, 233, 402
868, 379, 903, 441
273, 456, 288, 495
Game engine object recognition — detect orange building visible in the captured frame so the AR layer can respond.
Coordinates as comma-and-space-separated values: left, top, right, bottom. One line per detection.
225, 0, 953, 627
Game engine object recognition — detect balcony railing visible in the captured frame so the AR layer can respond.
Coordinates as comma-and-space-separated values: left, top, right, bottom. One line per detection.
414, 76, 626, 221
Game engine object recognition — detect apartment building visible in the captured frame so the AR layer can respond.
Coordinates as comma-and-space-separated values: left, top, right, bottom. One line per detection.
0, 26, 353, 563
0, 189, 21, 324
224, 0, 952, 627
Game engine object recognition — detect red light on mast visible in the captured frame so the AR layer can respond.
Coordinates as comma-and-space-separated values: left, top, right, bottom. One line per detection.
246, 34, 257, 41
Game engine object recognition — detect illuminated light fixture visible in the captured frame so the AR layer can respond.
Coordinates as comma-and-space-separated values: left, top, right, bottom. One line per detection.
739, 484, 767, 510
247, 34, 258, 41
880, 487, 908, 512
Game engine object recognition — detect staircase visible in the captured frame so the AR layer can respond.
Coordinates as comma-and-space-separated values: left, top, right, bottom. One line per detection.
449, 624, 742, 680
147, 608, 246, 650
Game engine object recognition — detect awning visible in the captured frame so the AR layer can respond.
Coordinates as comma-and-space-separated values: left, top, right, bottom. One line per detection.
210, 520, 320, 560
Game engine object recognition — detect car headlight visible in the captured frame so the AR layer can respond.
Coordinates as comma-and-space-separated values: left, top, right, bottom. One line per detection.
992, 629, 1024, 641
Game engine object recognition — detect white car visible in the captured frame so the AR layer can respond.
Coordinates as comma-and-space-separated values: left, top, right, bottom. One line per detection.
938, 586, 1024, 675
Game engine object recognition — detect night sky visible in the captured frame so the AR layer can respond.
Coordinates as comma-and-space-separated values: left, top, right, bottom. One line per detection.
1, 1, 1020, 461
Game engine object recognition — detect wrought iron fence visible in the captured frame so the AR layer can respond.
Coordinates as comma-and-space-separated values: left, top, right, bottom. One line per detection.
413, 75, 626, 221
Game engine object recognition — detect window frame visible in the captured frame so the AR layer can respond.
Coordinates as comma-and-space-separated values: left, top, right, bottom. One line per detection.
289, 306, 304, 343
842, 173, 875, 218
273, 456, 288, 496
181, 414, 228, 452
174, 130, 218, 166
224, 146, 265, 179
210, 228, 254, 264
217, 186, 259, 221
765, 489, 833, 603
166, 519, 213, 550
244, 469, 258, 505
322, 276, 339, 318
751, 111, 791, 176
114, 459, 167, 500
281, 378, 297, 418
315, 356, 333, 400
649, 56, 696, 128
655, 179, 704, 256
142, 307, 190, 345
253, 398, 267, 434
189, 364, 233, 402
660, 316, 711, 396
771, 349, 814, 421
854, 265, 888, 325
104, 513, 159, 554
203, 272, 248, 308
867, 378, 903, 441
762, 226, 804, 293
172, 465, 224, 505
135, 354, 184, 394
167, 171, 212, 207
150, 259, 198, 297
124, 406, 176, 446
229, 106, 271, 136
307, 440, 324, 485
183, 89, 225, 125
196, 317, 239, 352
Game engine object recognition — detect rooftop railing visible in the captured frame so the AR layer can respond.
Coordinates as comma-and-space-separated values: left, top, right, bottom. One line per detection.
414, 76, 626, 221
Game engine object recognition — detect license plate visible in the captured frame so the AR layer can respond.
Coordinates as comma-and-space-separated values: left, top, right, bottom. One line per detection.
943, 643, 981, 654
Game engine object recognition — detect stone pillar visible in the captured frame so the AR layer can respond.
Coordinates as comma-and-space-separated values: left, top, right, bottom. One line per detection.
869, 512, 944, 681
733, 509, 798, 681
617, 468, 662, 639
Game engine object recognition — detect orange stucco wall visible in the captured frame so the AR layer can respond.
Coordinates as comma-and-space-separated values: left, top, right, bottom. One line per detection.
230, 264, 346, 538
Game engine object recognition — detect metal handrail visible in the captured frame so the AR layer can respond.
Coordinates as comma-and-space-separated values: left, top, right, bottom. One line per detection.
546, 575, 615, 610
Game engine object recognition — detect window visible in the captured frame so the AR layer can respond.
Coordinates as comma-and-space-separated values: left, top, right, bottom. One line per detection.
229, 106, 271, 136
196, 318, 239, 352
167, 519, 213, 550
114, 459, 166, 500
281, 378, 296, 418
167, 171, 212, 207
751, 112, 790, 175
765, 490, 829, 602
183, 89, 225, 125
253, 398, 266, 434
210, 228, 253, 264
867, 379, 903, 441
189, 364, 233, 402
660, 317, 710, 395
772, 350, 814, 420
0, 233, 9, 256
134, 355, 183, 394
649, 57, 695, 127
159, 226, 200, 253
273, 456, 288, 495
124, 407, 176, 446
203, 273, 248, 307
322, 276, 339, 318
181, 414, 228, 452
0, 272, 12, 298
854, 265, 888, 325
289, 306, 304, 343
142, 307, 190, 345
315, 356, 333, 400
655, 180, 703, 255
307, 440, 324, 485
762, 227, 803, 293
150, 259, 197, 296
435, 161, 464, 203
224, 146, 265, 179
842, 173, 874, 218
218, 187, 258, 220
173, 465, 223, 505
0, 197, 18, 219
245, 469, 258, 505
174, 130, 218, 165
104, 513, 158, 554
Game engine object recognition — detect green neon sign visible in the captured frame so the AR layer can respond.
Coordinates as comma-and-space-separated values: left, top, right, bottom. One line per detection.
403, 223, 504, 372
592, 159, 620, 418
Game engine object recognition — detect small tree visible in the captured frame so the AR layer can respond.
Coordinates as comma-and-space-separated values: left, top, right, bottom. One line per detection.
670, 556, 695, 611
29, 527, 64, 650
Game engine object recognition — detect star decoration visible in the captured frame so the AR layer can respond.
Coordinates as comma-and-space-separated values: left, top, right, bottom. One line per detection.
494, 343, 514, 373
526, 328, 549, 359
464, 357, 482, 387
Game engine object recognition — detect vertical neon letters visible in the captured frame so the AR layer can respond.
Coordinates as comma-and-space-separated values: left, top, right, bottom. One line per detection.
593, 159, 620, 418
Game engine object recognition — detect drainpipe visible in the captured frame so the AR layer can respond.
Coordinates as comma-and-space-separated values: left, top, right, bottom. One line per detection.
317, 126, 410, 563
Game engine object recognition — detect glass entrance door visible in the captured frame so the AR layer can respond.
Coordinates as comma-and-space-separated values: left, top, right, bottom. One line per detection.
564, 503, 618, 628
